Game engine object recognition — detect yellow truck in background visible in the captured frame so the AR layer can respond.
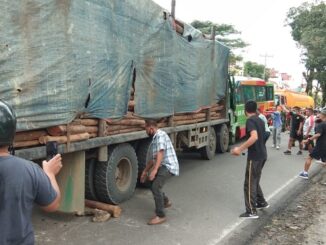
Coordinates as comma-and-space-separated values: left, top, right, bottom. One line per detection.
275, 89, 314, 109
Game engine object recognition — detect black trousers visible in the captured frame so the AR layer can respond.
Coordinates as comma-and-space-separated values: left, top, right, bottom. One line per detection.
150, 165, 171, 217
244, 159, 267, 214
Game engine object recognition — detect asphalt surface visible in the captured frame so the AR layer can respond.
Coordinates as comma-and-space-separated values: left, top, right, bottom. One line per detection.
32, 133, 323, 245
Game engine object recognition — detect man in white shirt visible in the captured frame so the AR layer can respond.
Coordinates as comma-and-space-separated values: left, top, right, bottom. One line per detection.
303, 108, 315, 152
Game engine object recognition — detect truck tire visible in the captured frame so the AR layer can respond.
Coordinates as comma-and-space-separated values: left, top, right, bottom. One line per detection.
136, 139, 152, 188
85, 158, 98, 201
216, 124, 229, 153
94, 144, 138, 204
200, 127, 216, 160
229, 131, 236, 145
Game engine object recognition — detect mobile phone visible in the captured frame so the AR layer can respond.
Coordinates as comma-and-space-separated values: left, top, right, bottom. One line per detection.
46, 141, 58, 161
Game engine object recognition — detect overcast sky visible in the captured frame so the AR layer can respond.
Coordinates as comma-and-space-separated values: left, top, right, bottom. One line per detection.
152, 0, 310, 86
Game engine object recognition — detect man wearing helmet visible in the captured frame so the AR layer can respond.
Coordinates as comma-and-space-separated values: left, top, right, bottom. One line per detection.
0, 100, 62, 245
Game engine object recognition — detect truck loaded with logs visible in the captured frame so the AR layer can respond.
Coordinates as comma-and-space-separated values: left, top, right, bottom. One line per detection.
0, 0, 231, 213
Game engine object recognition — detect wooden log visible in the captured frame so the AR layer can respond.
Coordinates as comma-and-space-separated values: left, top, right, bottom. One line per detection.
157, 122, 168, 128
98, 119, 108, 162
81, 119, 99, 126
14, 140, 40, 148
108, 119, 145, 127
175, 19, 184, 35
14, 130, 47, 142
107, 127, 144, 136
173, 113, 206, 121
47, 125, 86, 136
106, 125, 122, 132
89, 133, 98, 138
92, 209, 111, 223
39, 133, 90, 144
106, 124, 142, 132
128, 100, 135, 111
174, 118, 206, 126
85, 126, 98, 134
70, 119, 82, 125
85, 199, 122, 218
175, 23, 184, 35
158, 117, 168, 123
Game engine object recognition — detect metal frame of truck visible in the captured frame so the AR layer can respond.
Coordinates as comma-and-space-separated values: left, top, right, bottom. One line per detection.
15, 115, 230, 213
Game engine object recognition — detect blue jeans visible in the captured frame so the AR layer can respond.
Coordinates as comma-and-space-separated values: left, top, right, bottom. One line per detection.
272, 127, 281, 146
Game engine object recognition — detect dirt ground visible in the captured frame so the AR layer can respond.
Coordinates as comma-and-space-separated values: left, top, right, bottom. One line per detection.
250, 166, 326, 245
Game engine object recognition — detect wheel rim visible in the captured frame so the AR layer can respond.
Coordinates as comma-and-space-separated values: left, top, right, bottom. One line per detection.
115, 157, 132, 192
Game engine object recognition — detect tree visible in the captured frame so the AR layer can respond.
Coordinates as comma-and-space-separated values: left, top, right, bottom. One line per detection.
286, 1, 326, 106
243, 61, 270, 81
191, 20, 248, 75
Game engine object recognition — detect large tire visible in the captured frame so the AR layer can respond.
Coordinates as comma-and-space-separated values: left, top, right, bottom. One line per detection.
216, 124, 229, 153
200, 127, 216, 160
136, 139, 152, 188
85, 158, 97, 201
94, 144, 138, 204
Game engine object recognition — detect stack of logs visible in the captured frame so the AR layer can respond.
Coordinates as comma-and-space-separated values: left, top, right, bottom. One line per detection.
13, 89, 224, 149
13, 119, 99, 148
106, 100, 224, 136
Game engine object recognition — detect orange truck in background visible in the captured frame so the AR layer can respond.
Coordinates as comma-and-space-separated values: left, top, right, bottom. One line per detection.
275, 89, 314, 109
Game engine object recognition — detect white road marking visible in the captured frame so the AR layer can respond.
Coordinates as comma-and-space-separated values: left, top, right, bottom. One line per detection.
207, 175, 298, 245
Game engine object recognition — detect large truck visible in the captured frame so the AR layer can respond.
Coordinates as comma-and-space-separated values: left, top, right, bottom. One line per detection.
0, 0, 231, 213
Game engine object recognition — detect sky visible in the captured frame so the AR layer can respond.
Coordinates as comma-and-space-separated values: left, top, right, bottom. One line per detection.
152, 0, 310, 87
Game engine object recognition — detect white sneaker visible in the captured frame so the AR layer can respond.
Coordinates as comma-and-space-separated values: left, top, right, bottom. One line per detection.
272, 144, 275, 148
276, 146, 280, 150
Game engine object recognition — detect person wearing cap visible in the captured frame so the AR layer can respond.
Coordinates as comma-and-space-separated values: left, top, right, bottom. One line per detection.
299, 108, 326, 179
282, 105, 305, 155
0, 100, 63, 244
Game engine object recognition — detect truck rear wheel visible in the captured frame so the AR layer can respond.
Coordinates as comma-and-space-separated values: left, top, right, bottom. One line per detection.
216, 124, 229, 153
85, 158, 98, 201
136, 139, 152, 188
94, 144, 138, 204
200, 127, 216, 160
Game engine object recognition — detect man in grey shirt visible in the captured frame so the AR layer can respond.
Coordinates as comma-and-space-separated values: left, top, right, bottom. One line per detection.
0, 100, 62, 245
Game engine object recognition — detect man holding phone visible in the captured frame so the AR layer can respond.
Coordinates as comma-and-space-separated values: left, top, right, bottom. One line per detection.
0, 100, 63, 245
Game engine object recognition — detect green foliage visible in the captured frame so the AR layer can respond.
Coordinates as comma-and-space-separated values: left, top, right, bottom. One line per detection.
243, 61, 270, 81
191, 20, 248, 74
191, 20, 248, 49
286, 1, 326, 106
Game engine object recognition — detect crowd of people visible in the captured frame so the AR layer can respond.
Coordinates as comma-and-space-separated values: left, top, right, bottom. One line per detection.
231, 101, 326, 219
278, 105, 326, 179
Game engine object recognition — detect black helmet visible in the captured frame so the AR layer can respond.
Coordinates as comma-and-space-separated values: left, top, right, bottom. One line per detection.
0, 100, 16, 146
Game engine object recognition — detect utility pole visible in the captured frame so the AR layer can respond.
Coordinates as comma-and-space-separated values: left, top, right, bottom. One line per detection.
171, 0, 176, 18
260, 53, 273, 81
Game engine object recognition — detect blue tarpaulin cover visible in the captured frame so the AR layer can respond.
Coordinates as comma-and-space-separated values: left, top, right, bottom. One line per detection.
0, 0, 229, 131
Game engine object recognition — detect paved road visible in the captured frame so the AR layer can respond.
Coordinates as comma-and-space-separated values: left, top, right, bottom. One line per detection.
32, 133, 323, 245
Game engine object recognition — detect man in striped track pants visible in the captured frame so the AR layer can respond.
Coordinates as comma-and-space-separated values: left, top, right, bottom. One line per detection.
231, 100, 268, 219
